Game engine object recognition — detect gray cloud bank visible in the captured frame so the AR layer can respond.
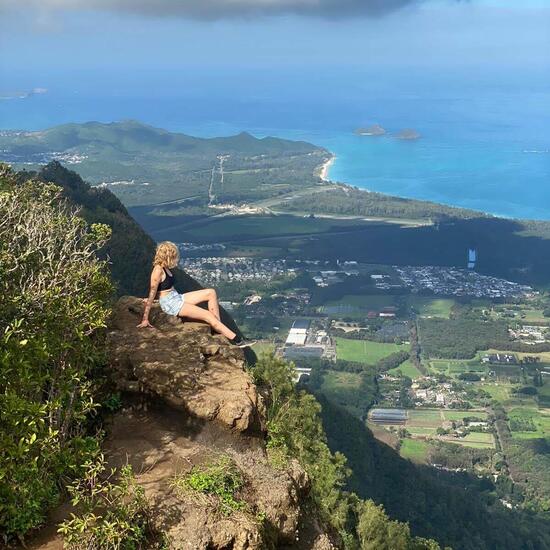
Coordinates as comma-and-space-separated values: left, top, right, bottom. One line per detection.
3, 0, 435, 19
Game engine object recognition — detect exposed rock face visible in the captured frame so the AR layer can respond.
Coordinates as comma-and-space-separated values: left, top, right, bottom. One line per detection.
108, 296, 265, 433
104, 407, 328, 549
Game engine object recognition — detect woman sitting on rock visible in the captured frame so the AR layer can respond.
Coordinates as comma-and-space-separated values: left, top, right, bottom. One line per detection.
138, 241, 254, 347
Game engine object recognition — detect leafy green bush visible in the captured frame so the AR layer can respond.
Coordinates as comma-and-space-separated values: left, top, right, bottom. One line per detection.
357, 500, 437, 550
172, 456, 246, 515
0, 164, 113, 539
58, 456, 160, 549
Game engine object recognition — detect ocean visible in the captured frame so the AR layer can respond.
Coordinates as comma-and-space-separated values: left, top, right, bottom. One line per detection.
1, 66, 549, 220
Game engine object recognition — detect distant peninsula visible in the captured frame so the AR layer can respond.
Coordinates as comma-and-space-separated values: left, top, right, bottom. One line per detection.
396, 128, 421, 140
0, 120, 329, 207
354, 124, 386, 136
0, 87, 47, 100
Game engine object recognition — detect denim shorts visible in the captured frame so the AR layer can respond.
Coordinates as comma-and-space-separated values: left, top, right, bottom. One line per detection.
159, 289, 185, 316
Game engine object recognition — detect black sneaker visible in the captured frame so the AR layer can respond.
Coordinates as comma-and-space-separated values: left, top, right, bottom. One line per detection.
233, 338, 257, 348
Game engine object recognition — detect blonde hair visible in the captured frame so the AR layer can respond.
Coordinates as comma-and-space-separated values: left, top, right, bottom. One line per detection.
153, 241, 179, 268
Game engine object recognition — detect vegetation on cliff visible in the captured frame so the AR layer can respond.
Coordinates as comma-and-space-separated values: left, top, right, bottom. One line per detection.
252, 354, 444, 549
0, 164, 112, 537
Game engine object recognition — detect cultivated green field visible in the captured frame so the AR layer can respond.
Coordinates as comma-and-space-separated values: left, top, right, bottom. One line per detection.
320, 294, 398, 319
406, 296, 455, 318
518, 308, 550, 323
388, 360, 422, 379
400, 439, 429, 462
406, 409, 442, 428
442, 410, 488, 421
428, 358, 483, 377
407, 426, 437, 435
479, 383, 511, 402
326, 294, 397, 310
335, 338, 404, 364
444, 432, 495, 449
508, 407, 550, 441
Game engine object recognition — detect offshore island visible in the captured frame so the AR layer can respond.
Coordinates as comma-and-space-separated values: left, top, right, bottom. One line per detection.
396, 128, 421, 140
354, 124, 386, 136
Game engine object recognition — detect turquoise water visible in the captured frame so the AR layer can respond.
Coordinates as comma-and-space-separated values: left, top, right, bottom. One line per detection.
1, 67, 549, 219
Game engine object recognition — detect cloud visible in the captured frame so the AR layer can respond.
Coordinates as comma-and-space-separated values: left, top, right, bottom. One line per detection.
2, 0, 430, 19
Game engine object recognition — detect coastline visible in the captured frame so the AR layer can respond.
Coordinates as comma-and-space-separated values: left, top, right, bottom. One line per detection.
319, 155, 336, 182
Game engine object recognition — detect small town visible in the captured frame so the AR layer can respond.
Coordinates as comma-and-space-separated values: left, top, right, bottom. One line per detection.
393, 265, 534, 299
181, 251, 534, 301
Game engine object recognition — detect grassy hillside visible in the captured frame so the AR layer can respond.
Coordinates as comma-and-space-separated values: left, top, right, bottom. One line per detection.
1, 120, 329, 206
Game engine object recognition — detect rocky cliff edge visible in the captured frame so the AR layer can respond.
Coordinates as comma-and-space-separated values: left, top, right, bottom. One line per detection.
30, 297, 335, 549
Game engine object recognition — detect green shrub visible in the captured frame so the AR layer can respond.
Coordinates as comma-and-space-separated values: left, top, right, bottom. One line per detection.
252, 354, 350, 529
172, 456, 246, 515
0, 165, 113, 539
58, 456, 159, 549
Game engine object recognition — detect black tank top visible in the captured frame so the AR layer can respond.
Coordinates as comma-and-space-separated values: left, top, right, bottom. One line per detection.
158, 267, 175, 291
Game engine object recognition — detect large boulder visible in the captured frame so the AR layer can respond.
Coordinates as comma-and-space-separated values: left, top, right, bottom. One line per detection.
107, 296, 265, 433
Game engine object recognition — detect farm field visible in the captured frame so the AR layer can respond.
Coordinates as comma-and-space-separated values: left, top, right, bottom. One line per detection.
400, 438, 429, 462
443, 433, 495, 449
478, 382, 511, 402
388, 360, 422, 379
335, 338, 404, 363
456, 432, 494, 448
370, 407, 496, 462
518, 308, 550, 323
325, 294, 397, 309
442, 410, 488, 421
428, 358, 482, 377
320, 294, 398, 318
508, 407, 550, 441
407, 426, 436, 435
406, 296, 455, 318
406, 409, 442, 427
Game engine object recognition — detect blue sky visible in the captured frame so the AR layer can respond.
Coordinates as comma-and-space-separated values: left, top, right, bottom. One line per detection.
1, 1, 549, 89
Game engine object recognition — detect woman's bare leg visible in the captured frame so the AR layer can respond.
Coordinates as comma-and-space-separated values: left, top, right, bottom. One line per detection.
183, 288, 221, 321
178, 302, 236, 340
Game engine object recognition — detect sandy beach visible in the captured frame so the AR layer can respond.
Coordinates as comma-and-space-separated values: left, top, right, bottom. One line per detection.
319, 155, 336, 181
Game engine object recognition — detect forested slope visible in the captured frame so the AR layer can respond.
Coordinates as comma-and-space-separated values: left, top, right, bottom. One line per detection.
317, 395, 550, 550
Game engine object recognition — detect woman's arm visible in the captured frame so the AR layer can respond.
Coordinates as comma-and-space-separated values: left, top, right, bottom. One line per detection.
137, 266, 162, 328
